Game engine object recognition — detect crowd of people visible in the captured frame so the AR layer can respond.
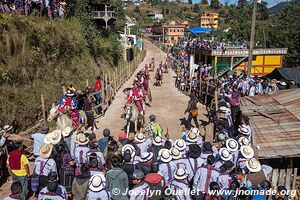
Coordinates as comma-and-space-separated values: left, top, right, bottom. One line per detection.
0, 55, 295, 200
0, 0, 67, 19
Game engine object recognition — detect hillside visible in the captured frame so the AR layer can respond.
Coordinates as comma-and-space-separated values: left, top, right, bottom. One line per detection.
269, 0, 300, 13
0, 14, 123, 130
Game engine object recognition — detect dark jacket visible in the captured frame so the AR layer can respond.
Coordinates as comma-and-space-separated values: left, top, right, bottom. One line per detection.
72, 175, 90, 200
106, 167, 129, 200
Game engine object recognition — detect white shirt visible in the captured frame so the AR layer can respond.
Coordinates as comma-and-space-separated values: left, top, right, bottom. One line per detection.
34, 157, 57, 176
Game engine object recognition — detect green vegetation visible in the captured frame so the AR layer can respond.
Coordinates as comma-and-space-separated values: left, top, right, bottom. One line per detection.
0, 0, 126, 129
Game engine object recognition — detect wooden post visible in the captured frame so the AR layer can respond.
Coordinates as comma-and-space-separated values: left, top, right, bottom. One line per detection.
199, 69, 202, 101
214, 56, 219, 111
101, 74, 105, 105
204, 79, 209, 105
41, 94, 46, 125
62, 86, 66, 94
86, 79, 89, 87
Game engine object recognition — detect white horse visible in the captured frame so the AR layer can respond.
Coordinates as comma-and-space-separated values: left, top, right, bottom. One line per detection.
48, 103, 87, 133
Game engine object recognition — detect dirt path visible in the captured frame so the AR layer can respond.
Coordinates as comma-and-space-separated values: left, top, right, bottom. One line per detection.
95, 40, 190, 139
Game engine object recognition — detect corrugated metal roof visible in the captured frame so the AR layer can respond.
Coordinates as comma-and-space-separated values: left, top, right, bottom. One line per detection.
240, 89, 300, 159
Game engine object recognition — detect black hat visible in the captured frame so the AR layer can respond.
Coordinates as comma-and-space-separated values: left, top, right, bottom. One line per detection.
203, 142, 212, 152
103, 128, 111, 137
223, 160, 234, 170
189, 144, 201, 158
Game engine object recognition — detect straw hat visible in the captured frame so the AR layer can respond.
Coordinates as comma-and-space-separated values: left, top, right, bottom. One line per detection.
186, 131, 198, 143
246, 158, 262, 173
40, 144, 53, 159
3, 125, 12, 132
153, 136, 163, 146
240, 146, 254, 159
62, 126, 72, 137
49, 130, 62, 145
238, 125, 250, 136
44, 134, 52, 144
170, 147, 181, 160
174, 139, 186, 152
158, 149, 172, 163
190, 127, 201, 136
134, 133, 146, 143
238, 137, 250, 146
174, 167, 189, 180
226, 138, 238, 152
75, 133, 88, 145
219, 148, 232, 161
122, 144, 136, 158
140, 152, 154, 163
88, 174, 106, 192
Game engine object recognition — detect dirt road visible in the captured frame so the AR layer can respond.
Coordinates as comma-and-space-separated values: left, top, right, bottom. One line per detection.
95, 40, 190, 139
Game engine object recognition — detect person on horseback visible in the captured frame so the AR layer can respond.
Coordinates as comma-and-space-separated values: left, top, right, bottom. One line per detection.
126, 82, 145, 115
148, 114, 163, 138
57, 90, 80, 126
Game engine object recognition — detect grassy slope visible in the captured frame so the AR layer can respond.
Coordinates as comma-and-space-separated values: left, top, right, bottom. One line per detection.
0, 14, 119, 129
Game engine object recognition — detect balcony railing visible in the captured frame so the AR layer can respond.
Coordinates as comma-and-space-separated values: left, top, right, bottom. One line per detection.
93, 11, 117, 19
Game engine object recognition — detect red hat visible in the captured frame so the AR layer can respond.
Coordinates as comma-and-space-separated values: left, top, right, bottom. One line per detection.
119, 131, 127, 140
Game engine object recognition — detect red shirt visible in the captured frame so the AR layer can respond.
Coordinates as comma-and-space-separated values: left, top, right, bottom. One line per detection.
94, 80, 101, 91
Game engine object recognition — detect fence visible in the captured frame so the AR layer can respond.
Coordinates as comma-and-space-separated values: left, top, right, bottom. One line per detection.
89, 50, 146, 117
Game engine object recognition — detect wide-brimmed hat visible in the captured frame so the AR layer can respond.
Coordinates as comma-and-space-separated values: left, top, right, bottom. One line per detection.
153, 136, 163, 146
65, 91, 75, 97
140, 152, 154, 163
190, 127, 201, 136
62, 126, 72, 137
174, 167, 189, 180
226, 138, 238, 152
134, 133, 146, 143
186, 131, 198, 143
89, 174, 106, 192
219, 148, 232, 161
174, 139, 186, 152
170, 147, 181, 160
238, 137, 250, 146
44, 134, 52, 144
75, 133, 88, 145
3, 125, 12, 132
238, 125, 251, 136
189, 144, 201, 158
122, 144, 136, 158
40, 144, 53, 159
240, 146, 254, 159
158, 149, 172, 163
246, 158, 262, 173
219, 106, 230, 113
49, 130, 62, 145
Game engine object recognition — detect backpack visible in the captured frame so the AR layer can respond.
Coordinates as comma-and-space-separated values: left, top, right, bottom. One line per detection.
144, 178, 164, 200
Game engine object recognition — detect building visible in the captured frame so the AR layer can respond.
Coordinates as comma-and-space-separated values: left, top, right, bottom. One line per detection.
200, 11, 219, 29
147, 13, 163, 20
162, 24, 187, 45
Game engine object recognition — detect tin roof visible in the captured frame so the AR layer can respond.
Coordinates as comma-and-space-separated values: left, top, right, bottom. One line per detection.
240, 89, 300, 159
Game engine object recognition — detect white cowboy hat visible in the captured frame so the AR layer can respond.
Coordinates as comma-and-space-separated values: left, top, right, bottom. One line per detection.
158, 149, 172, 163
49, 130, 62, 145
186, 131, 198, 143
219, 106, 230, 113
3, 125, 12, 132
240, 146, 254, 159
226, 138, 239, 152
44, 134, 52, 144
238, 125, 251, 136
62, 126, 72, 137
174, 139, 186, 152
246, 158, 262, 173
75, 133, 88, 145
40, 144, 53, 159
153, 136, 163, 146
134, 133, 146, 143
190, 127, 201, 136
238, 137, 250, 146
88, 174, 106, 192
219, 147, 232, 161
122, 144, 136, 158
140, 152, 154, 163
174, 167, 189, 180
170, 147, 181, 160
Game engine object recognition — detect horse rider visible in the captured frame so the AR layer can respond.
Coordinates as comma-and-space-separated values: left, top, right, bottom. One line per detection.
155, 64, 163, 86
126, 81, 145, 116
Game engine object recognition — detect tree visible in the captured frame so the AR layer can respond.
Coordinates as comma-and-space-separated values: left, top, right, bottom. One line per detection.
188, 0, 193, 4
237, 0, 248, 9
210, 0, 220, 9
257, 1, 269, 20
194, 3, 200, 12
200, 0, 208, 5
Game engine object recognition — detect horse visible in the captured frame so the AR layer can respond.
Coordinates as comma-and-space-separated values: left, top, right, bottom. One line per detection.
48, 104, 88, 133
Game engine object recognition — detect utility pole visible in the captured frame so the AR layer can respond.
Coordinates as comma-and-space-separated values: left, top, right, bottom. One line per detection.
247, 0, 258, 78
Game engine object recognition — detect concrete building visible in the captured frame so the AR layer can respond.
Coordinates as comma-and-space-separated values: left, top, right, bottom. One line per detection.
200, 11, 219, 29
162, 24, 187, 45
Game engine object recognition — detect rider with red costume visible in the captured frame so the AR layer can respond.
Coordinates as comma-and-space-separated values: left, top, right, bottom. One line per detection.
126, 81, 144, 115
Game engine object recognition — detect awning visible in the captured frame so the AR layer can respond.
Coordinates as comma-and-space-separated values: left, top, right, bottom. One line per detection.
265, 67, 300, 84
185, 27, 211, 34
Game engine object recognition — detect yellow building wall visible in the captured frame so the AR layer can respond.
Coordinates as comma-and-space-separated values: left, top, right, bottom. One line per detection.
235, 55, 283, 76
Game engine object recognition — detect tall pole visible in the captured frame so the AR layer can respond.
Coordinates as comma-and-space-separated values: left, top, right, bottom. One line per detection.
247, 0, 258, 78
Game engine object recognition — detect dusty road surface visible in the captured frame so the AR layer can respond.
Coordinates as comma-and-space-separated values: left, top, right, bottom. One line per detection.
95, 40, 191, 139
